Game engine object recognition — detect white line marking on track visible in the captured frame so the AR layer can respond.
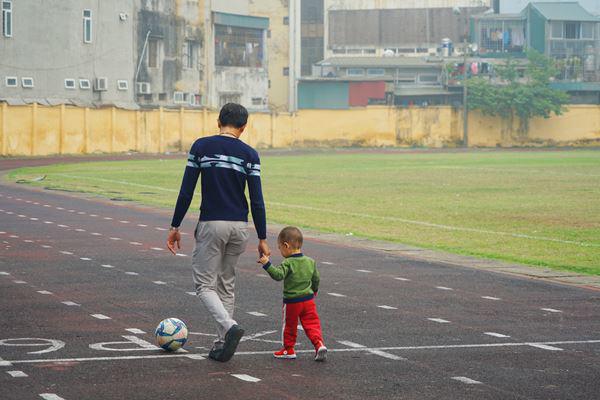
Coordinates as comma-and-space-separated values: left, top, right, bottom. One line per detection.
527, 343, 563, 351
91, 232, 102, 236
321, 261, 334, 265
155, 227, 167, 231
231, 374, 261, 383
377, 305, 398, 310
104, 217, 113, 220
29, 218, 38, 221
481, 296, 501, 301
137, 224, 147, 227
436, 286, 453, 291
175, 253, 188, 257
7, 370, 28, 377
394, 277, 411, 281
44, 205, 51, 207
124, 272, 139, 276
125, 328, 146, 334
186, 354, 205, 360
61, 301, 80, 306
101, 264, 115, 269
41, 245, 52, 248
9, 234, 18, 238
189, 332, 218, 337
153, 281, 167, 285
36, 290, 53, 295
0, 357, 13, 366
240, 330, 278, 342
356, 269, 372, 273
427, 318, 451, 324
151, 247, 163, 251
186, 291, 196, 296
80, 257, 92, 261
451, 376, 482, 385
247, 311, 268, 317
119, 220, 130, 224
337, 340, 405, 360
56, 207, 64, 210
75, 229, 86, 232
0, 272, 10, 275
23, 239, 34, 243
90, 214, 98, 217
541, 308, 563, 313
368, 350, 406, 360
44, 221, 53, 224
129, 242, 143, 246
327, 292, 347, 297
57, 224, 68, 228
77, 211, 86, 215
39, 394, 66, 400
484, 332, 511, 338
17, 214, 26, 218
13, 280, 27, 284
109, 237, 122, 241
59, 251, 73, 255
68, 210, 75, 213
91, 314, 111, 320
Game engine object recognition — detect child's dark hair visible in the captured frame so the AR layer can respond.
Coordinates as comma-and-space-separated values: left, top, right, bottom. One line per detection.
278, 226, 303, 249
218, 103, 248, 129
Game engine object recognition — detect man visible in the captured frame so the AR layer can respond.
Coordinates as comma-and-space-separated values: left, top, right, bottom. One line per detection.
167, 103, 270, 362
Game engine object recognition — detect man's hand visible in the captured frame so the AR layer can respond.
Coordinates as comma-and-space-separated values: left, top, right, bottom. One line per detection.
167, 228, 181, 255
258, 239, 270, 258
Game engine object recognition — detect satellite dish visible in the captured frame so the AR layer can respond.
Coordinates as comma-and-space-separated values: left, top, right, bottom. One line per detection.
383, 49, 395, 57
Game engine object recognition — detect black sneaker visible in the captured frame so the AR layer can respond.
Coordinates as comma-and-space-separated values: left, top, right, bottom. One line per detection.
208, 347, 223, 361
218, 324, 244, 362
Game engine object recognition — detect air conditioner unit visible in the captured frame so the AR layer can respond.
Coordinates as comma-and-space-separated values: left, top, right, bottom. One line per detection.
137, 82, 151, 94
94, 77, 108, 91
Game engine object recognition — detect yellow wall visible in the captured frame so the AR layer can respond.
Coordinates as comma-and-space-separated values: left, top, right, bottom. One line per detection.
1, 105, 599, 156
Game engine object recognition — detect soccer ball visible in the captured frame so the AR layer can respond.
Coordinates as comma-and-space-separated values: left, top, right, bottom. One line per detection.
155, 318, 188, 351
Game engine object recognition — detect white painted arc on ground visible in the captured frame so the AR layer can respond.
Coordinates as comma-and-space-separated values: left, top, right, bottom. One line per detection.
52, 174, 599, 247
337, 340, 406, 360
527, 343, 563, 351
428, 318, 451, 324
125, 328, 146, 335
247, 311, 268, 317
7, 370, 28, 377
91, 314, 111, 320
484, 332, 511, 338
39, 394, 66, 400
377, 305, 398, 310
231, 374, 261, 383
481, 296, 501, 300
327, 292, 347, 297
541, 308, 563, 313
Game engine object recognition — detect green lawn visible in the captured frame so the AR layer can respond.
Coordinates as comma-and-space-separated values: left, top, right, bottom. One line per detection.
8, 150, 600, 275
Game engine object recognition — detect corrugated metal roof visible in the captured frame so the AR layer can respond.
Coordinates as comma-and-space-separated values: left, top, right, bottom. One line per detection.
530, 2, 600, 21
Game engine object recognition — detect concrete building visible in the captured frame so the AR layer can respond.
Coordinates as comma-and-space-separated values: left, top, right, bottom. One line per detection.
0, 0, 137, 108
135, 0, 203, 108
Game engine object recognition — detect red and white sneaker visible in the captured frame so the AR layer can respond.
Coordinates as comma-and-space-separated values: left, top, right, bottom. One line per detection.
273, 348, 297, 359
314, 341, 327, 362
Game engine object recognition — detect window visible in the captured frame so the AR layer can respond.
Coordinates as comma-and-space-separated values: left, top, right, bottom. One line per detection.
551, 22, 563, 39
21, 77, 34, 88
346, 68, 364, 76
283, 67, 289, 76
564, 22, 580, 39
173, 91, 187, 103
2, 0, 12, 37
419, 74, 439, 83
367, 68, 385, 76
79, 79, 91, 89
251, 97, 263, 106
5, 76, 17, 87
192, 94, 201, 106
148, 38, 160, 68
396, 73, 416, 83
184, 40, 197, 69
158, 93, 166, 101
117, 80, 128, 90
64, 79, 76, 89
83, 9, 92, 43
215, 24, 264, 67
283, 16, 289, 25
582, 23, 595, 39
219, 93, 241, 107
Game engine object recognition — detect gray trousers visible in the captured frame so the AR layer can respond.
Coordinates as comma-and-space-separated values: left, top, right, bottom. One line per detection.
192, 220, 249, 343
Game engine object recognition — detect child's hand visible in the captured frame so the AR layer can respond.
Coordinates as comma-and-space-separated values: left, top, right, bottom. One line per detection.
257, 254, 270, 265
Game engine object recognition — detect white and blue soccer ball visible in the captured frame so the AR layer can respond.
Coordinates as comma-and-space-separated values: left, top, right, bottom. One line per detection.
155, 318, 188, 351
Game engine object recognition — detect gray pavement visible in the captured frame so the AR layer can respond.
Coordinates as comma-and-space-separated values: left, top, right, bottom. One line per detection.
1, 157, 600, 400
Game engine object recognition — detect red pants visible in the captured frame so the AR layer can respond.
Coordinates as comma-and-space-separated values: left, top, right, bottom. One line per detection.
282, 298, 323, 349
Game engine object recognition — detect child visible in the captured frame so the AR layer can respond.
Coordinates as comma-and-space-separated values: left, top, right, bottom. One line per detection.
258, 226, 327, 361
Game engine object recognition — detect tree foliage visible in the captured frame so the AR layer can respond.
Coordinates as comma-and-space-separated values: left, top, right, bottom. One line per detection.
466, 50, 569, 133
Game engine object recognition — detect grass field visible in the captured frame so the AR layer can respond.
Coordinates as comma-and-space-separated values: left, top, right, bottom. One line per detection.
8, 150, 600, 275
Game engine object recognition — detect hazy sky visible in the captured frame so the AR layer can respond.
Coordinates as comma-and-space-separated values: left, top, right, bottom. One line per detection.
500, 0, 600, 15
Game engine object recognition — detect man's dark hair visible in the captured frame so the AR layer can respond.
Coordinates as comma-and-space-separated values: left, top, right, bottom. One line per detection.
218, 103, 248, 129
278, 226, 303, 249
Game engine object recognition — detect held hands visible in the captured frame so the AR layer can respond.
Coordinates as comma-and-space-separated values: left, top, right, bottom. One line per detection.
166, 228, 181, 255
257, 253, 270, 265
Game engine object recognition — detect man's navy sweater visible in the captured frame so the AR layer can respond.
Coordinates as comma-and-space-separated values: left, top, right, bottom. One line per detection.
170, 135, 267, 239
